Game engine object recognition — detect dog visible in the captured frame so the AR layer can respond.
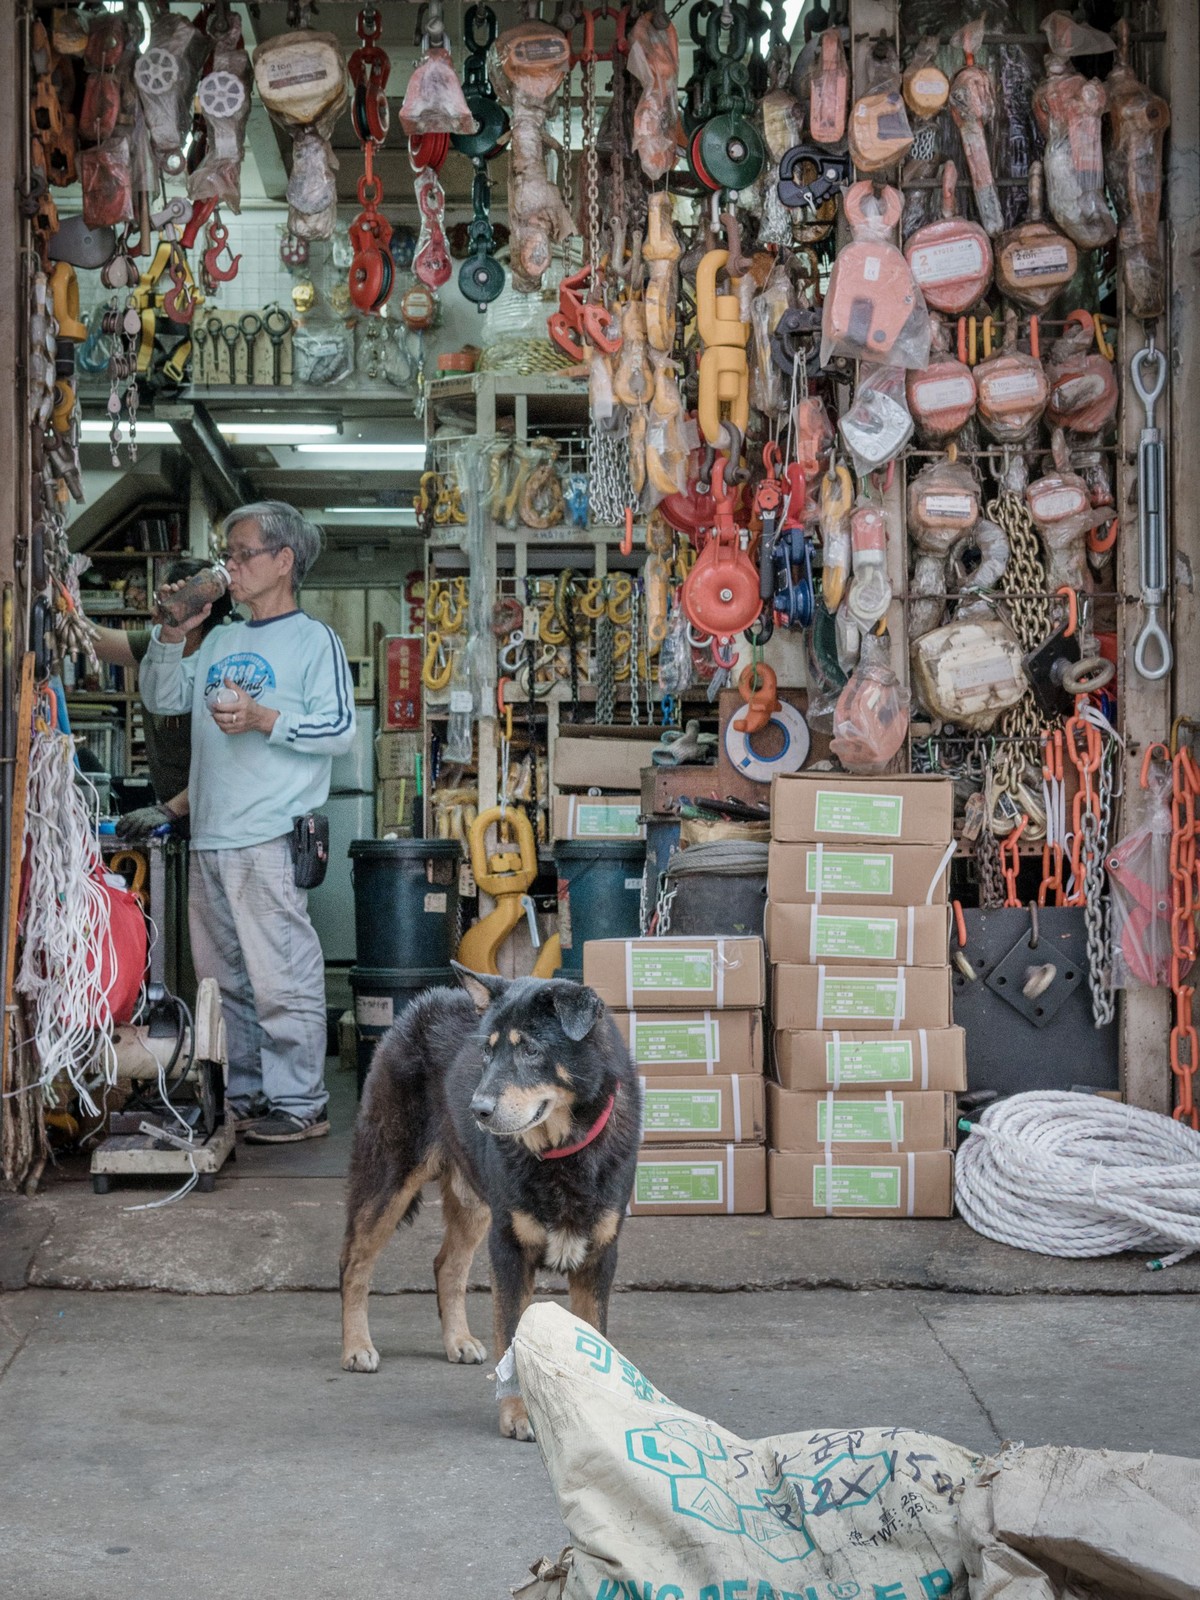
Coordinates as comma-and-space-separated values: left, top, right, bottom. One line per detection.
339, 963, 641, 1440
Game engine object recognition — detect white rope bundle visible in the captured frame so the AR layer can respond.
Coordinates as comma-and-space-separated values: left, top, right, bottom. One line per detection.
955, 1091, 1200, 1269
14, 723, 118, 1117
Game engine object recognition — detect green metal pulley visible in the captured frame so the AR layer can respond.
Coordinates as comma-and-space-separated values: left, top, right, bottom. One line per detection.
696, 112, 765, 191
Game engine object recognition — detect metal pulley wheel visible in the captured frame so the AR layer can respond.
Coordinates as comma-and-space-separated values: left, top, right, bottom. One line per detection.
352, 82, 390, 144
459, 250, 504, 305
694, 113, 764, 192
198, 70, 247, 120
451, 94, 508, 161
134, 46, 180, 95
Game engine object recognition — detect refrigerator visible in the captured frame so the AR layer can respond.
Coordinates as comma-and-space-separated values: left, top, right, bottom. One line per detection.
308, 707, 375, 963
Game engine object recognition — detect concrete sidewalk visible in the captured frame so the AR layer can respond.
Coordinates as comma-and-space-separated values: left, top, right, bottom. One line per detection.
2, 1286, 1198, 1600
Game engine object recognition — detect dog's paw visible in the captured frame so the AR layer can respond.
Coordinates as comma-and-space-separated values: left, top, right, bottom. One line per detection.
341, 1344, 381, 1373
499, 1396, 537, 1442
445, 1333, 488, 1365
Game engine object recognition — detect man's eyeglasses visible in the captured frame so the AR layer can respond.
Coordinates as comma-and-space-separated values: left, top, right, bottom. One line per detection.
221, 545, 275, 567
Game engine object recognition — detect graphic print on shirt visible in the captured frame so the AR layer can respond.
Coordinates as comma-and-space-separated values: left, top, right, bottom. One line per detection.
204, 652, 277, 705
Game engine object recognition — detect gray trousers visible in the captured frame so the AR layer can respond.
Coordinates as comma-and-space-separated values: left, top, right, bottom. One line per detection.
188, 837, 328, 1120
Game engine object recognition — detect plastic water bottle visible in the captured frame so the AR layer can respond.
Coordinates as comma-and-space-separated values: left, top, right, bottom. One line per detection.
155, 563, 230, 627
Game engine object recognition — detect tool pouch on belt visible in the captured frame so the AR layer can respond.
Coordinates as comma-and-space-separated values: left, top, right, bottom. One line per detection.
290, 812, 330, 889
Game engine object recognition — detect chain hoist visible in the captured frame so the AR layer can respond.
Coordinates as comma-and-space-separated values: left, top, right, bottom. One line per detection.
452, 4, 508, 308
686, 3, 765, 194
348, 7, 394, 315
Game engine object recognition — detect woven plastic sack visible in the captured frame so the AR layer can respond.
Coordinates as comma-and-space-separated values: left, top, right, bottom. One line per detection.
507, 1302, 976, 1599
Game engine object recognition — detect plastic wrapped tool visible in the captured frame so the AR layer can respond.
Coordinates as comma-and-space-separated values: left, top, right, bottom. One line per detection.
1105, 18, 1171, 322
1032, 13, 1116, 251
975, 308, 1048, 444
189, 16, 253, 211
818, 462, 852, 611
907, 452, 980, 556
749, 263, 790, 416
1025, 429, 1111, 591
796, 28, 848, 148
903, 161, 993, 315
846, 497, 892, 630
626, 11, 681, 181
1045, 314, 1118, 436
821, 181, 930, 370
948, 21, 1004, 236
253, 32, 349, 241
910, 611, 1026, 731
399, 45, 476, 136
994, 160, 1077, 312
490, 21, 574, 293
838, 366, 912, 479
80, 132, 133, 229
1108, 761, 1173, 988
848, 37, 912, 173
831, 634, 910, 773
906, 314, 976, 443
134, 7, 209, 177
902, 36, 949, 119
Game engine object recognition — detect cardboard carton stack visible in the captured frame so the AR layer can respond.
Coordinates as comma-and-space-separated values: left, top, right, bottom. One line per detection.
583, 937, 767, 1216
765, 775, 964, 1220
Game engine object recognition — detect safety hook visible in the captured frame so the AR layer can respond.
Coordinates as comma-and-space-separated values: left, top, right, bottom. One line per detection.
203, 218, 241, 285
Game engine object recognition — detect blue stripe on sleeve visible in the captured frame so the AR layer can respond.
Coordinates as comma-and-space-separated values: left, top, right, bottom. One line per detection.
293, 621, 354, 739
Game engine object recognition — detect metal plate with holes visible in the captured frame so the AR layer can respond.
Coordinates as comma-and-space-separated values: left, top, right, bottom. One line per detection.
953, 907, 1118, 1095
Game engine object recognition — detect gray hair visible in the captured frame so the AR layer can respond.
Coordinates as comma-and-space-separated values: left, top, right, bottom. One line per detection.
222, 501, 323, 590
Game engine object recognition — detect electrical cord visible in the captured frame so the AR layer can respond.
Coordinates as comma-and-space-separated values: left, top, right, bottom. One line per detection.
955, 1092, 1200, 1270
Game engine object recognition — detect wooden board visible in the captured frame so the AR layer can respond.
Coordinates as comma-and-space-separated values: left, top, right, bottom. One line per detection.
90, 1119, 235, 1177
1, 653, 34, 1101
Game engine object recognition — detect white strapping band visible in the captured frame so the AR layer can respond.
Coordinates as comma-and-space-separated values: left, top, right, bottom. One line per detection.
831, 1030, 842, 1090
813, 843, 824, 905
885, 1088, 900, 1153
716, 939, 726, 1008
824, 1145, 834, 1217
926, 841, 958, 905
823, 1090, 834, 1151
703, 1009, 715, 1072
725, 1145, 735, 1214
816, 964, 827, 1030
624, 941, 635, 1009
905, 906, 915, 966
890, 971, 906, 1031
906, 1151, 916, 1217
918, 1028, 929, 1090
731, 1074, 742, 1143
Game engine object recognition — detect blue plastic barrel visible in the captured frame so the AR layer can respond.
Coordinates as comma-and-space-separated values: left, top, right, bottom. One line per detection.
555, 840, 647, 979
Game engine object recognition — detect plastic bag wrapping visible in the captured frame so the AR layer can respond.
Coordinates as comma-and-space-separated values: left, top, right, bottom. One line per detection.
491, 22, 573, 293
948, 22, 1004, 236
948, 516, 1010, 593
657, 600, 694, 696
1045, 317, 1118, 435
441, 440, 495, 765
1026, 438, 1110, 590
1105, 20, 1170, 321
831, 633, 910, 773
253, 31, 347, 239
188, 18, 253, 211
906, 321, 977, 443
907, 453, 980, 557
748, 265, 790, 416
821, 183, 930, 370
838, 366, 912, 478
910, 612, 1025, 731
644, 358, 688, 502
909, 551, 947, 640
792, 27, 848, 147
399, 46, 476, 136
79, 133, 133, 228
818, 465, 851, 610
849, 38, 912, 172
288, 130, 339, 240
988, 9, 1044, 230
1109, 766, 1173, 989
1032, 16, 1115, 251
846, 498, 891, 630
974, 318, 1048, 443
626, 12, 681, 181
135, 7, 208, 174
292, 316, 353, 386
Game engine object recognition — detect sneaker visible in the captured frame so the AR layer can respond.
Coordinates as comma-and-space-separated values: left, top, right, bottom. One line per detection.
242, 1111, 331, 1144
225, 1101, 265, 1130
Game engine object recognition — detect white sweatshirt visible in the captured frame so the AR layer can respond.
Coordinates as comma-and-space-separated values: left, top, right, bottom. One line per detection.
140, 610, 356, 851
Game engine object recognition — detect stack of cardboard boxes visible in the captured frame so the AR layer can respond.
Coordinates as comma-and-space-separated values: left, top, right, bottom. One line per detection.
583, 936, 768, 1216
764, 774, 965, 1220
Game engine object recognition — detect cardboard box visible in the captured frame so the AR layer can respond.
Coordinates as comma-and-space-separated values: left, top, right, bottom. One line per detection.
585, 937, 766, 1011
612, 1008, 763, 1076
772, 964, 952, 1031
640, 1074, 765, 1144
772, 1027, 967, 1092
553, 794, 645, 842
768, 1149, 954, 1218
765, 902, 950, 968
555, 731, 660, 792
771, 773, 954, 845
768, 842, 953, 906
376, 778, 414, 834
629, 1144, 766, 1215
767, 1084, 954, 1152
376, 731, 421, 781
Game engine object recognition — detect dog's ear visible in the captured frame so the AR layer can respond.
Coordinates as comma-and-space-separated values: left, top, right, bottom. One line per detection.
549, 981, 604, 1043
452, 962, 508, 1014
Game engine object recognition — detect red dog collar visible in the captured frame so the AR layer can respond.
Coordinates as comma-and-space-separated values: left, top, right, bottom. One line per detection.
538, 1089, 617, 1160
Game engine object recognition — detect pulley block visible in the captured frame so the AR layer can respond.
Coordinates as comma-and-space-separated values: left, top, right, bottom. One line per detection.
695, 113, 764, 192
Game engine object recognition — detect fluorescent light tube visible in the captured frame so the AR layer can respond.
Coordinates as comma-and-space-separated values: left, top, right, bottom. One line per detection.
80, 420, 339, 442
293, 443, 427, 456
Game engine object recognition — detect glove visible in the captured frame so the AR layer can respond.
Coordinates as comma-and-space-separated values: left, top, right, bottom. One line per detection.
115, 804, 175, 841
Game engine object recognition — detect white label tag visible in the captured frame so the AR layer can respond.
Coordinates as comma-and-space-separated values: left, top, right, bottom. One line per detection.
1028, 486, 1088, 521
984, 370, 1043, 402
424, 892, 447, 913
923, 493, 975, 519
910, 236, 987, 286
449, 690, 473, 713
911, 375, 975, 412
355, 993, 393, 1027
863, 256, 881, 282
1011, 243, 1071, 279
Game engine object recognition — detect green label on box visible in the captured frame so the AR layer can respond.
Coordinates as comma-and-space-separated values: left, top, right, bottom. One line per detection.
814, 790, 904, 838
822, 976, 903, 1020
816, 1100, 905, 1143
825, 1040, 914, 1083
813, 914, 899, 961
630, 949, 714, 992
636, 1160, 722, 1205
805, 851, 895, 897
631, 1019, 718, 1065
643, 1089, 722, 1133
812, 1165, 901, 1209
576, 803, 641, 839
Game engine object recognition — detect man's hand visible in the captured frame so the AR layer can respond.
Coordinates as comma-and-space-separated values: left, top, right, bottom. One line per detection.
155, 580, 213, 644
210, 678, 278, 738
115, 805, 176, 841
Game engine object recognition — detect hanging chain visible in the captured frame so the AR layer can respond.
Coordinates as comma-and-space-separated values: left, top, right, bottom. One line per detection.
976, 783, 1006, 909
629, 584, 641, 727
654, 873, 677, 933
559, 58, 573, 227
988, 490, 1053, 801
590, 416, 635, 525
582, 49, 599, 284
1081, 741, 1116, 1027
595, 613, 616, 724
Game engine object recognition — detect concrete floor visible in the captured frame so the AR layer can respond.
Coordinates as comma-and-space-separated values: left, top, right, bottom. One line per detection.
1, 1287, 1198, 1600
4, 1061, 1200, 1598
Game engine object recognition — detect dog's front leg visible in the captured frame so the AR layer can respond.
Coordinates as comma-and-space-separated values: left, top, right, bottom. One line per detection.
568, 1241, 619, 1337
489, 1223, 537, 1442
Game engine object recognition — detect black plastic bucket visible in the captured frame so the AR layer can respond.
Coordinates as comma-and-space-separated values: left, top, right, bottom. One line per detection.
349, 839, 460, 970
350, 965, 454, 1095
555, 839, 646, 979
664, 869, 768, 937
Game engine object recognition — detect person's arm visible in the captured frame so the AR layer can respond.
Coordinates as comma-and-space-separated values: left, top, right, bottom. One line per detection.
269, 621, 357, 757
114, 788, 189, 842
162, 787, 189, 819
88, 624, 139, 668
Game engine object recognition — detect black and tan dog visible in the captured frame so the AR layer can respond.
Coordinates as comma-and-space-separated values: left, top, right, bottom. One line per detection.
339, 963, 641, 1439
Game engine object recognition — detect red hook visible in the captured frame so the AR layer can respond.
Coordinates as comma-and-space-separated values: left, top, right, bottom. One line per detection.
202, 218, 241, 285
162, 261, 196, 323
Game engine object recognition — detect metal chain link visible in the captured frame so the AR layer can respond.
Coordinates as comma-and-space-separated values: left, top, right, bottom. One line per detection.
655, 874, 677, 933
977, 803, 1005, 909
589, 416, 635, 525
629, 585, 641, 727
988, 490, 1053, 802
1083, 744, 1116, 1027
582, 49, 599, 284
559, 65, 573, 225
595, 613, 615, 724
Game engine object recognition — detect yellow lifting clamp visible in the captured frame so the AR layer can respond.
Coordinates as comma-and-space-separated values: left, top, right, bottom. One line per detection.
456, 806, 562, 979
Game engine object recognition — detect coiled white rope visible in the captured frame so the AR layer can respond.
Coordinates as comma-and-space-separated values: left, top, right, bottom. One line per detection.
955, 1092, 1200, 1270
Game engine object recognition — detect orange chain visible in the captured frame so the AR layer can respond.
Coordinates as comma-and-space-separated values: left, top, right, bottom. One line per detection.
1169, 743, 1200, 1128
1000, 814, 1028, 908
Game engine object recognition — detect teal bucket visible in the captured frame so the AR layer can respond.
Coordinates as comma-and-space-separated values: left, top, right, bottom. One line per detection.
350, 965, 453, 1095
555, 840, 646, 979
349, 840, 460, 970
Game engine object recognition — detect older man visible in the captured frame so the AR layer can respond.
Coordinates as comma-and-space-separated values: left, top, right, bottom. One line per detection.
140, 502, 356, 1143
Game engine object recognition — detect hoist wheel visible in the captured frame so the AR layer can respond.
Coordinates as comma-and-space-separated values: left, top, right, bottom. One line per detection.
197, 70, 247, 121
134, 47, 179, 96
459, 252, 505, 305
696, 113, 765, 192
689, 126, 720, 191
451, 95, 508, 161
